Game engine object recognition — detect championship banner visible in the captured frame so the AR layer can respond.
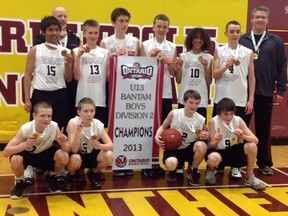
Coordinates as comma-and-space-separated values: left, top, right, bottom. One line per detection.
108, 56, 164, 170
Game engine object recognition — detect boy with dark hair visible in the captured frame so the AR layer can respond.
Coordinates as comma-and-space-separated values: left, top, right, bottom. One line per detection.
205, 97, 266, 190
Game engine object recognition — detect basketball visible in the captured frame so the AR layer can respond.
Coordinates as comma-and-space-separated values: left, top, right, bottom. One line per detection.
161, 128, 182, 151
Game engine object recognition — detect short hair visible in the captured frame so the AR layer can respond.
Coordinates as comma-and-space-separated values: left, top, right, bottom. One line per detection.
33, 101, 52, 114
78, 97, 96, 110
185, 28, 211, 51
83, 19, 100, 32
251, 5, 270, 17
216, 98, 237, 115
153, 14, 170, 25
225, 20, 241, 31
111, 8, 131, 22
183, 90, 201, 102
40, 16, 61, 32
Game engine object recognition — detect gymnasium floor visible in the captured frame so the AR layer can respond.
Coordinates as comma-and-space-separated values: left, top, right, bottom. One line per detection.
0, 146, 288, 216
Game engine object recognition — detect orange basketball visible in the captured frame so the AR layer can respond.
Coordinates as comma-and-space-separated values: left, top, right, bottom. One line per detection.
161, 128, 182, 151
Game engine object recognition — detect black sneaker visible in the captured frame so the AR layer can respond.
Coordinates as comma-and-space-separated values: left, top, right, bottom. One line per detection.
154, 166, 165, 176
141, 169, 157, 177
87, 171, 101, 188
124, 169, 134, 176
65, 174, 75, 191
44, 172, 62, 193
75, 168, 86, 181
10, 180, 27, 199
259, 166, 273, 176
187, 168, 200, 186
113, 170, 125, 177
166, 171, 177, 181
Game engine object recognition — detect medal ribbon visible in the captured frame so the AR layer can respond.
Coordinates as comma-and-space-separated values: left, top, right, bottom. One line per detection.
228, 44, 240, 60
45, 42, 59, 49
251, 30, 266, 53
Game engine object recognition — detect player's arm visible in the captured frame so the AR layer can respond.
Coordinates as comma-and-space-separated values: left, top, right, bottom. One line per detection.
64, 50, 73, 82
204, 57, 213, 87
246, 52, 255, 115
175, 56, 183, 84
140, 45, 147, 57
3, 129, 34, 157
98, 129, 113, 151
56, 127, 70, 153
168, 51, 177, 77
23, 47, 36, 113
208, 119, 222, 148
106, 52, 110, 80
239, 118, 258, 144
67, 119, 82, 153
213, 48, 231, 80
99, 39, 106, 49
135, 40, 141, 56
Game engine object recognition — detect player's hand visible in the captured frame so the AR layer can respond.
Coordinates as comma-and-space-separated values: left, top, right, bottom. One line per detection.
64, 52, 73, 65
91, 139, 101, 150
162, 56, 173, 65
245, 100, 254, 115
233, 128, 244, 139
200, 58, 209, 70
273, 94, 284, 104
24, 136, 37, 149
24, 100, 32, 113
175, 57, 183, 71
215, 128, 222, 143
76, 118, 84, 132
57, 127, 68, 146
116, 48, 129, 56
225, 58, 234, 68
149, 48, 161, 57
199, 130, 209, 140
155, 135, 165, 149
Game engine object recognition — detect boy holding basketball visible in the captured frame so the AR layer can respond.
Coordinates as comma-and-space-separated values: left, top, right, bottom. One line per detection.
155, 90, 208, 186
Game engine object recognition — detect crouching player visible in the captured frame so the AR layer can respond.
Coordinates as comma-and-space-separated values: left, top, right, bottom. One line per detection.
65, 97, 114, 190
155, 90, 208, 186
3, 101, 70, 199
205, 97, 266, 190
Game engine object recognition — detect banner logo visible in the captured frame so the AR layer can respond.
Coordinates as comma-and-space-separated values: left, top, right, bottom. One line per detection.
121, 62, 154, 80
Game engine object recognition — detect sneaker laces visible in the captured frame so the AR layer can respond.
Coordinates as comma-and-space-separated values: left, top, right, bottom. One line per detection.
231, 168, 240, 175
24, 166, 35, 178
206, 170, 216, 178
248, 175, 260, 186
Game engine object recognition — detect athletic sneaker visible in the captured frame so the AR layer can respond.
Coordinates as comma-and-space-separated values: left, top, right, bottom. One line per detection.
10, 180, 27, 199
230, 168, 242, 179
44, 172, 62, 193
113, 169, 134, 176
259, 166, 273, 176
24, 165, 36, 184
87, 171, 101, 188
65, 174, 75, 191
205, 170, 216, 185
244, 174, 267, 190
154, 166, 165, 176
56, 168, 67, 182
141, 169, 157, 177
166, 171, 177, 181
187, 168, 200, 186
176, 168, 184, 178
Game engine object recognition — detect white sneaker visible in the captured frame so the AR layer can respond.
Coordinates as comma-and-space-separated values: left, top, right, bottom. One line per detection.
230, 168, 242, 179
24, 165, 36, 184
244, 174, 266, 190
205, 170, 216, 185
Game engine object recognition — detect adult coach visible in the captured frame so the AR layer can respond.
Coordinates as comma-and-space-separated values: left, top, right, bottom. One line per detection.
239, 5, 287, 175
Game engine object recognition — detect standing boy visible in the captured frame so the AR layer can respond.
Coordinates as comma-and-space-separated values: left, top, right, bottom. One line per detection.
155, 90, 208, 186
141, 14, 177, 177
205, 98, 266, 191
3, 102, 70, 199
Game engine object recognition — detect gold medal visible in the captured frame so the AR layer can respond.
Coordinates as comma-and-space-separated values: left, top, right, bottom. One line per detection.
198, 56, 203, 62
234, 59, 240, 66
196, 129, 202, 136
33, 133, 41, 141
254, 52, 258, 60
61, 50, 67, 56
84, 46, 90, 53
157, 52, 163, 60
91, 135, 98, 140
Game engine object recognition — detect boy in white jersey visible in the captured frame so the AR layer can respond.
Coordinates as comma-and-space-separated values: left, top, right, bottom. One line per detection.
140, 14, 177, 177
73, 19, 109, 127
3, 102, 70, 199
155, 90, 208, 186
100, 7, 140, 177
213, 21, 255, 178
205, 98, 266, 190
65, 98, 114, 190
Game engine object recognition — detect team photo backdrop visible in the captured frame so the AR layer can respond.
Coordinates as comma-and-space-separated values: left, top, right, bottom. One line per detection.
0, 0, 287, 143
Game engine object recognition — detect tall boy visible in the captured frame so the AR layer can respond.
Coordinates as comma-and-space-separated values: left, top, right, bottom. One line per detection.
3, 102, 70, 199
155, 90, 208, 186
141, 14, 177, 177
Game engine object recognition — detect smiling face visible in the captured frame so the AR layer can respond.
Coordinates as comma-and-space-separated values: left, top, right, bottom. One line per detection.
153, 19, 169, 41
192, 35, 204, 52
251, 10, 269, 33
219, 110, 235, 125
33, 108, 53, 132
43, 24, 61, 44
183, 97, 200, 116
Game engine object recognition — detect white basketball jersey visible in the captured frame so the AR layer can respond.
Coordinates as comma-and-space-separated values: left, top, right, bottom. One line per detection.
21, 120, 58, 154
142, 38, 176, 99
170, 108, 205, 149
178, 51, 213, 107
33, 43, 69, 91
74, 45, 109, 107
212, 115, 240, 149
214, 44, 252, 106
71, 116, 104, 154
102, 34, 139, 54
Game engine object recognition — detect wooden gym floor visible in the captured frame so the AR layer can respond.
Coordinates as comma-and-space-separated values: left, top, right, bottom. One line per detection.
0, 145, 288, 215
